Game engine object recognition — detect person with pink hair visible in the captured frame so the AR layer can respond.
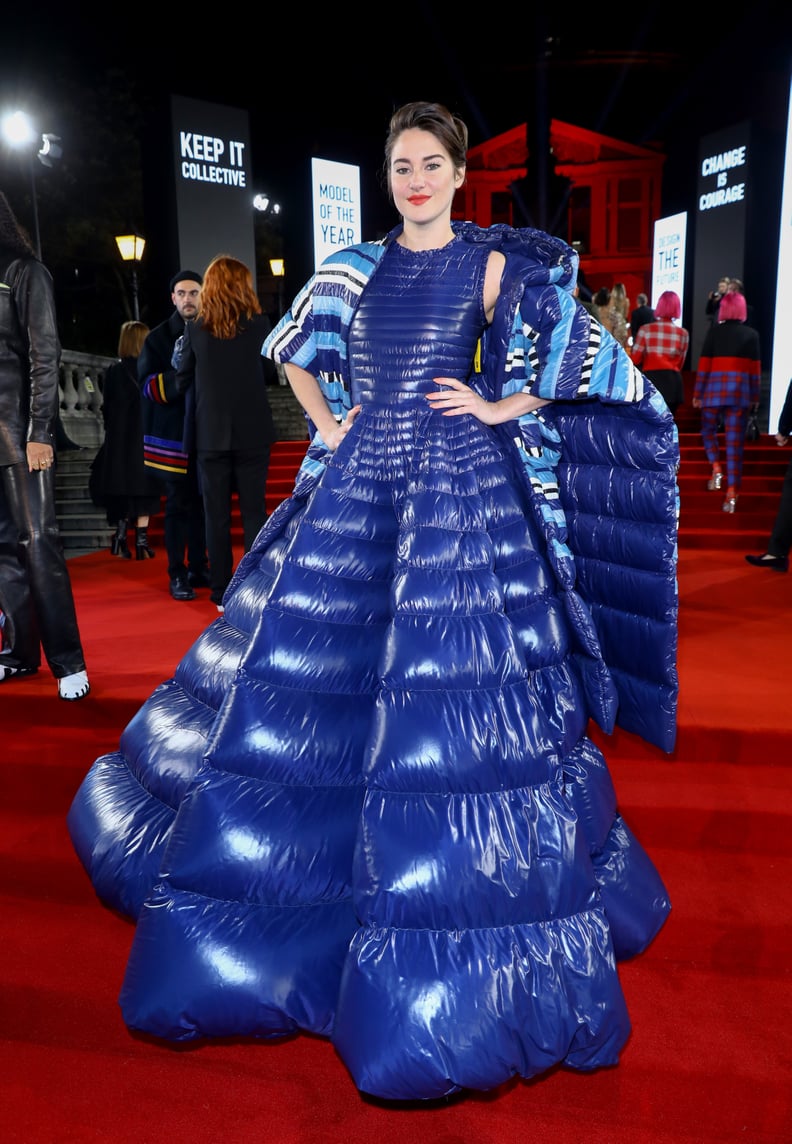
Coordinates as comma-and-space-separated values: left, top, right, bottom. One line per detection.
630, 290, 689, 417
693, 289, 761, 512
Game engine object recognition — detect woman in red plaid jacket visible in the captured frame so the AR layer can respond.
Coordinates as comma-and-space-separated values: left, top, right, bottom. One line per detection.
693, 289, 761, 513
630, 289, 689, 418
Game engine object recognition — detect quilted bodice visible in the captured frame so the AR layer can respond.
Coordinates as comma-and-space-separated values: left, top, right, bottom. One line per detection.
347, 237, 490, 409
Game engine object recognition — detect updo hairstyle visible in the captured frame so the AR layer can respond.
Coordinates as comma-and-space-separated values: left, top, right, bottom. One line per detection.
382, 102, 468, 197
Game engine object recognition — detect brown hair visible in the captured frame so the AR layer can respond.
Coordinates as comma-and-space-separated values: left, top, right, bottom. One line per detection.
382, 101, 468, 196
117, 320, 149, 357
197, 254, 261, 339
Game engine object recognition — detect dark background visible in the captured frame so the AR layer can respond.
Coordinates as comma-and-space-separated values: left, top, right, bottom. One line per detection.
1, 5, 789, 356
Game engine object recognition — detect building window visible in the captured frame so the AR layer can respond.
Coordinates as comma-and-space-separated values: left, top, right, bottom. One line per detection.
617, 178, 644, 252
568, 186, 591, 253
491, 191, 513, 225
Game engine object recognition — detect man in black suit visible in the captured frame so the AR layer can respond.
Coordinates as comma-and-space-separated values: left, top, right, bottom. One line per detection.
630, 293, 655, 341
745, 378, 792, 573
138, 270, 209, 601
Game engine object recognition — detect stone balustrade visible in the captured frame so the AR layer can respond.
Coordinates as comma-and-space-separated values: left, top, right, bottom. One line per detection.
59, 349, 113, 449
58, 348, 307, 447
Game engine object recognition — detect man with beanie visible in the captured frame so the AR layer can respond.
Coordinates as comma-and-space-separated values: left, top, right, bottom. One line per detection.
138, 270, 208, 600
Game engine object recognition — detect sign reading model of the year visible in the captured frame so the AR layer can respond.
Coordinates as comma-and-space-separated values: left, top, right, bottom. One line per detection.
312, 158, 361, 270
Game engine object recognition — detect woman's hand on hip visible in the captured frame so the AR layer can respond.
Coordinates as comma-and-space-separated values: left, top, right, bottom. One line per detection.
326, 405, 362, 451
426, 378, 496, 424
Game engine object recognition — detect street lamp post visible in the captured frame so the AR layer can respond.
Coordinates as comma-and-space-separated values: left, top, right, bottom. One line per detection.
269, 257, 285, 320
27, 150, 41, 260
254, 192, 284, 317
1, 110, 61, 261
114, 232, 146, 320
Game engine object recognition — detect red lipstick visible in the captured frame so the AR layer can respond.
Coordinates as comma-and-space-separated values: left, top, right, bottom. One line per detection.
407, 195, 430, 205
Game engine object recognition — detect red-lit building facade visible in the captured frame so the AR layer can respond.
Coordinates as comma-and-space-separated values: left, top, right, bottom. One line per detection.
453, 121, 665, 307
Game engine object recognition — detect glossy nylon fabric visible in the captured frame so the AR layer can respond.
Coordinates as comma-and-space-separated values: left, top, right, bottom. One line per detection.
68, 238, 671, 1101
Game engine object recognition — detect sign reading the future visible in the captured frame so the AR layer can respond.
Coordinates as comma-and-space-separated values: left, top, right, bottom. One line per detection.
170, 95, 255, 282
311, 158, 361, 270
651, 212, 687, 316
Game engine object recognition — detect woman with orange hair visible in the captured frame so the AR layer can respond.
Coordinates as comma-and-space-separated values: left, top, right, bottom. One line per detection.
176, 255, 276, 610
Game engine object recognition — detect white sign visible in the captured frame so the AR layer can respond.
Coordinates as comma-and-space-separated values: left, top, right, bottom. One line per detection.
651, 212, 687, 317
311, 158, 361, 270
770, 75, 792, 432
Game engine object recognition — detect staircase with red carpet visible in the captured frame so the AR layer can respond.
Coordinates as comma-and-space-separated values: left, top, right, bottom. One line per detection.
141, 376, 788, 555
138, 438, 309, 549
675, 374, 787, 551
265, 438, 309, 515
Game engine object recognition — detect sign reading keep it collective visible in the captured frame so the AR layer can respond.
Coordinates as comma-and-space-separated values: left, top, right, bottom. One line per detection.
170, 94, 255, 280
311, 158, 361, 270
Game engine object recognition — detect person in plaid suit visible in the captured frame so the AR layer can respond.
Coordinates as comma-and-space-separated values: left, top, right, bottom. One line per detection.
693, 289, 761, 513
631, 290, 688, 417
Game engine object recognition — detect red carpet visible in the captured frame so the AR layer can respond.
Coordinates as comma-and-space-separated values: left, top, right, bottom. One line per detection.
1, 438, 791, 1142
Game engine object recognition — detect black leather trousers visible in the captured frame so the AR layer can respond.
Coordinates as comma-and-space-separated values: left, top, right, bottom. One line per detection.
0, 460, 86, 678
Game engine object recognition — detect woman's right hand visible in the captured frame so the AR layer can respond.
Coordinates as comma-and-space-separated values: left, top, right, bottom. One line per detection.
325, 405, 361, 451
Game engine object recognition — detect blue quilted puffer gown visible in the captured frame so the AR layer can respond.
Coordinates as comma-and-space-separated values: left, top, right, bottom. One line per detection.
68, 238, 670, 1101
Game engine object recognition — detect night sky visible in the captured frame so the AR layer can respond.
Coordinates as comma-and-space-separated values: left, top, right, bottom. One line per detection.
1, 5, 790, 340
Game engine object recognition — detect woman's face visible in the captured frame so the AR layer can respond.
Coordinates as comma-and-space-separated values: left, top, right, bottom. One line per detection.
389, 128, 464, 228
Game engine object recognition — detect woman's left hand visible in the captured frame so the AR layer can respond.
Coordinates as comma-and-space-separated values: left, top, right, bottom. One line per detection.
426, 378, 497, 424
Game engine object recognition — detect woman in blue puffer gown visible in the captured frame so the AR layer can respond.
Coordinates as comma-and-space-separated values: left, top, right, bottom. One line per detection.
67, 101, 678, 1102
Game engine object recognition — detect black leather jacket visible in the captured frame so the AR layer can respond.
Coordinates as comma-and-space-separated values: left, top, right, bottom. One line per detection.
0, 251, 60, 466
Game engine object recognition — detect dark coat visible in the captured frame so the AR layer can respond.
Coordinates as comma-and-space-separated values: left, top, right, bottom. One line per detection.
0, 251, 59, 466
630, 304, 655, 339
778, 378, 792, 438
694, 319, 761, 409
90, 356, 161, 517
138, 311, 191, 477
176, 313, 276, 453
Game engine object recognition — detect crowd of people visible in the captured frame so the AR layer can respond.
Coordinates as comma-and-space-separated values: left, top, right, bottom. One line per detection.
0, 195, 280, 695
0, 98, 785, 1107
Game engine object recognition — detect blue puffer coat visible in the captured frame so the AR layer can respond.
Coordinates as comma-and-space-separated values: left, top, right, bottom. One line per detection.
67, 222, 677, 1102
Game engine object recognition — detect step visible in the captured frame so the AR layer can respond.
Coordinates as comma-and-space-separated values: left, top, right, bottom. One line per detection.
56, 504, 112, 527
60, 526, 114, 555
678, 527, 771, 551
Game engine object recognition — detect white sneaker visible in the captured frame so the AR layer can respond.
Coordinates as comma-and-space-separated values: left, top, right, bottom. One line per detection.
58, 670, 90, 701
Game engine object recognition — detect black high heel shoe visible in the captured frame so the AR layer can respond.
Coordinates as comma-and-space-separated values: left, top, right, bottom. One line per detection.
110, 519, 131, 559
135, 526, 155, 560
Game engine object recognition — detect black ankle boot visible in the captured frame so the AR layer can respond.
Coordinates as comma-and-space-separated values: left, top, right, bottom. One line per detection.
135, 526, 155, 560
111, 519, 131, 558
